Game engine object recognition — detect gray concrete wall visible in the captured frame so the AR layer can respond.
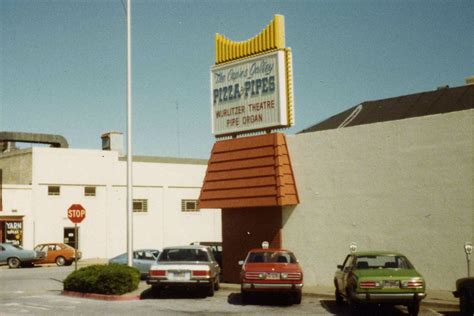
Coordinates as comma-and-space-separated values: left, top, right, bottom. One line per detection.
283, 109, 473, 290
0, 149, 32, 185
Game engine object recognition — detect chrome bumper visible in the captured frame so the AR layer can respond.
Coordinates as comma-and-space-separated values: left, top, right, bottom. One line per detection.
147, 278, 211, 285
353, 292, 426, 302
242, 283, 303, 290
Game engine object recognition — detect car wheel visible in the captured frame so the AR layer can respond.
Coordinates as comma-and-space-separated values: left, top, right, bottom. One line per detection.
152, 285, 162, 298
459, 289, 473, 316
335, 288, 344, 306
207, 282, 215, 297
214, 277, 220, 291
293, 290, 302, 304
241, 291, 250, 304
55, 256, 66, 266
347, 290, 361, 315
8, 257, 21, 269
407, 302, 420, 316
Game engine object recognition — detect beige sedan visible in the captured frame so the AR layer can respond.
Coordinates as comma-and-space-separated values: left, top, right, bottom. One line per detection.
147, 245, 221, 297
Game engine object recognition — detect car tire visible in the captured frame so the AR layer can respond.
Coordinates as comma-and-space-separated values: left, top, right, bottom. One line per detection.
293, 290, 302, 304
8, 257, 21, 269
460, 289, 473, 316
335, 288, 344, 306
407, 302, 420, 316
241, 291, 250, 304
152, 285, 162, 298
347, 290, 361, 315
207, 282, 215, 297
55, 256, 66, 266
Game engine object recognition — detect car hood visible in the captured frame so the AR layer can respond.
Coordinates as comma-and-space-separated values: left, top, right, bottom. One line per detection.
243, 263, 302, 273
354, 268, 422, 279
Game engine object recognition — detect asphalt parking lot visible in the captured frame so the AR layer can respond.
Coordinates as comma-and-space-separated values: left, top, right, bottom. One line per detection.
0, 264, 461, 315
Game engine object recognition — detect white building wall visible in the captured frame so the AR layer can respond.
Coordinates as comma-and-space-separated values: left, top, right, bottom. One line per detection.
284, 109, 473, 291
17, 147, 222, 259
1, 185, 32, 244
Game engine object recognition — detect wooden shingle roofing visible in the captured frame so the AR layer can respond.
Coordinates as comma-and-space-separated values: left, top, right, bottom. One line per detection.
198, 133, 299, 209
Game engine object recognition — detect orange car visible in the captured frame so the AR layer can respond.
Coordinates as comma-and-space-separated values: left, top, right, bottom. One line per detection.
239, 242, 304, 304
34, 243, 81, 266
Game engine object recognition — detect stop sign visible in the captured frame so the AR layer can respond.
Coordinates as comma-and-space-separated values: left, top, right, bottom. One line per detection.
68, 204, 86, 224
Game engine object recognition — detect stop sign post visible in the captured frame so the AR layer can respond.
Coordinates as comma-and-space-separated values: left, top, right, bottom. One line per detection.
67, 204, 86, 271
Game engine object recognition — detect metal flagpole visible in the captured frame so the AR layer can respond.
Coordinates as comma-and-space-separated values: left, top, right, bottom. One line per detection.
126, 0, 133, 267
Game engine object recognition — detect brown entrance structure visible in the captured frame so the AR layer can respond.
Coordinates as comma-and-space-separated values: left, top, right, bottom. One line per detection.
199, 133, 299, 282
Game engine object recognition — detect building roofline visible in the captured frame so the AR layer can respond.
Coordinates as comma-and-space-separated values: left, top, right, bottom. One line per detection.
299, 84, 474, 134
119, 155, 208, 165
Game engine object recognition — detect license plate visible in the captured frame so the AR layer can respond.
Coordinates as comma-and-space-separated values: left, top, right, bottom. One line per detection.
170, 271, 190, 280
266, 273, 280, 280
384, 280, 400, 289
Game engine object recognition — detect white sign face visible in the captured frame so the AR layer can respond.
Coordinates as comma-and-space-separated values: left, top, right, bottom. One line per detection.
210, 50, 291, 136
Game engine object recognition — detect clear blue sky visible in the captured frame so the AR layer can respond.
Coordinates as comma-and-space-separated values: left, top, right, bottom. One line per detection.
1, 0, 472, 159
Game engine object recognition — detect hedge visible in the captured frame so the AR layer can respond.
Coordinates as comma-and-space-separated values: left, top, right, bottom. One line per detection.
63, 264, 140, 295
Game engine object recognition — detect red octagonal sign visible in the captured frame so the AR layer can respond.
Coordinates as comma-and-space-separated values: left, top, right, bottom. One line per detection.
68, 204, 86, 224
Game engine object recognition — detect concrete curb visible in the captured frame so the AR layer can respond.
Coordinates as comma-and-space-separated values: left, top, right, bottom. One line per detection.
62, 290, 140, 301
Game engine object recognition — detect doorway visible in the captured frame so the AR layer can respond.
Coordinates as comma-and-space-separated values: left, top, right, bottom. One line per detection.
63, 227, 79, 248
221, 206, 282, 283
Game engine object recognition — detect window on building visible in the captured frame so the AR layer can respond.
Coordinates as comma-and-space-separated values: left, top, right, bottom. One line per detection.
84, 186, 96, 197
48, 186, 60, 196
181, 199, 199, 212
133, 199, 148, 213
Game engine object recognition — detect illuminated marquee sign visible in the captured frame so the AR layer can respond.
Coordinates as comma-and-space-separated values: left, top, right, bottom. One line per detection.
211, 51, 291, 136
211, 15, 294, 137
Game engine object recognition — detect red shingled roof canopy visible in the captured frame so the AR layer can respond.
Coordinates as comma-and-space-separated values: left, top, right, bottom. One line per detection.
199, 133, 299, 209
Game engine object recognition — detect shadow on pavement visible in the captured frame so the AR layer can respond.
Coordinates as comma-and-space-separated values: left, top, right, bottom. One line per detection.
140, 287, 208, 300
227, 292, 296, 307
321, 299, 414, 316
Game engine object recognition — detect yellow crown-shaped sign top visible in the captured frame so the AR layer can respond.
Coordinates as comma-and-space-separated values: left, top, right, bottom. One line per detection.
215, 15, 286, 64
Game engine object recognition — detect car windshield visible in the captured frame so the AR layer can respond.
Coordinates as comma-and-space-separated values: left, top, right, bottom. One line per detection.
134, 250, 159, 260
246, 251, 297, 264
355, 255, 414, 269
158, 248, 209, 262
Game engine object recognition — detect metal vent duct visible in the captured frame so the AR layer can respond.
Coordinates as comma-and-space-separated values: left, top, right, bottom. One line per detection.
0, 131, 69, 151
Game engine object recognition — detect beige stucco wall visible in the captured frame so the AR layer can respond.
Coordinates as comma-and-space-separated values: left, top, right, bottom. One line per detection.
0, 149, 32, 185
283, 109, 473, 290
1, 147, 221, 259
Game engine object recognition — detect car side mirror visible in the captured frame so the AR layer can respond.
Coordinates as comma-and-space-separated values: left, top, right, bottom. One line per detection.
238, 260, 244, 266
337, 264, 343, 270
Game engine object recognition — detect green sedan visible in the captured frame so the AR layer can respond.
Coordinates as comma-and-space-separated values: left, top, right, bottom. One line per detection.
334, 251, 426, 316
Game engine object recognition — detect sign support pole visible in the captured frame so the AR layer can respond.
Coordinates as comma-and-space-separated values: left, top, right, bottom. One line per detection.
74, 223, 78, 271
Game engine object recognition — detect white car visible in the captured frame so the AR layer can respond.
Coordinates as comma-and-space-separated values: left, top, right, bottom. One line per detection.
147, 245, 221, 297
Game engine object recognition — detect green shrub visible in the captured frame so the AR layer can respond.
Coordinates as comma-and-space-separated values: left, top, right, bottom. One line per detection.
63, 264, 140, 295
